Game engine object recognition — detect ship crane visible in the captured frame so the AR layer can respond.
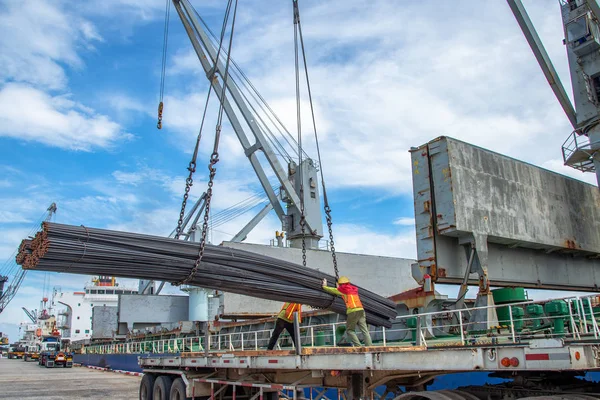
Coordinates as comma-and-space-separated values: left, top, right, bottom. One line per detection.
508, 0, 600, 185
447, 0, 600, 313
0, 203, 57, 315
166, 0, 326, 251
21, 307, 37, 324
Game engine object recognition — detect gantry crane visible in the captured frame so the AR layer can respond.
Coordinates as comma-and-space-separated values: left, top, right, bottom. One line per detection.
0, 203, 57, 315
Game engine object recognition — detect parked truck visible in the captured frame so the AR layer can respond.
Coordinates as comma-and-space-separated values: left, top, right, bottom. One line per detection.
38, 336, 72, 368
23, 343, 40, 362
7, 343, 25, 359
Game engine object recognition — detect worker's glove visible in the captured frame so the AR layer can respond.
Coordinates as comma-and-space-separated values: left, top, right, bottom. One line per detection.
322, 278, 327, 287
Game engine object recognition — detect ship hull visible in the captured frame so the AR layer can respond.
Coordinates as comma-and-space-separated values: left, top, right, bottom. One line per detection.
74, 353, 143, 373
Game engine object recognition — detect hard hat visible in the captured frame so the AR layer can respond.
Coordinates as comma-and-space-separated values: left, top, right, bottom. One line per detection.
337, 276, 350, 284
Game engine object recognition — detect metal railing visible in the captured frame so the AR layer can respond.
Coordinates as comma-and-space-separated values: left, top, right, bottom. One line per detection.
81, 294, 600, 355
562, 130, 596, 171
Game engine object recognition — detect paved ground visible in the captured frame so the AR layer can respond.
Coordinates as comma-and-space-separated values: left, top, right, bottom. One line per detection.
0, 358, 140, 399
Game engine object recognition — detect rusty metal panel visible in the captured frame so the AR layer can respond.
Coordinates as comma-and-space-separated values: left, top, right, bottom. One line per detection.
412, 136, 600, 291
411, 143, 436, 284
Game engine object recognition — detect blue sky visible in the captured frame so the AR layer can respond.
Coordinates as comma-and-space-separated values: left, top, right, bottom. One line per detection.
0, 0, 596, 341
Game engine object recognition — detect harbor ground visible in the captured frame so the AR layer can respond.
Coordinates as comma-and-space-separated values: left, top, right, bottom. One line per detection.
0, 357, 139, 399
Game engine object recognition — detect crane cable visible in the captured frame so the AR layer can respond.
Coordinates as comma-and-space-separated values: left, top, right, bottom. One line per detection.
292, 0, 308, 268
178, 0, 239, 285
293, 0, 339, 279
173, 0, 234, 241
157, 0, 171, 129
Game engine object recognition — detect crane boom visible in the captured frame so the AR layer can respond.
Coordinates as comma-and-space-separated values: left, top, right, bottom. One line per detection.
509, 0, 600, 185
172, 0, 323, 249
506, 0, 578, 129
21, 307, 37, 323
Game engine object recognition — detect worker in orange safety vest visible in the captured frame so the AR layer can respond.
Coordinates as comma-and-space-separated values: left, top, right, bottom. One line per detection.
267, 302, 302, 350
322, 276, 373, 347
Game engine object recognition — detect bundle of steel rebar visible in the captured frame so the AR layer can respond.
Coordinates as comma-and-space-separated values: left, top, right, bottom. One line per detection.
16, 222, 396, 327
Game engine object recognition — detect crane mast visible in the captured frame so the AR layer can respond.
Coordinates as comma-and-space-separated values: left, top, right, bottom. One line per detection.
171, 0, 323, 249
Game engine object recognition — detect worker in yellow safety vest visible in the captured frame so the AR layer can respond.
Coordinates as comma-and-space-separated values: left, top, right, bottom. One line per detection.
267, 302, 302, 350
322, 276, 373, 347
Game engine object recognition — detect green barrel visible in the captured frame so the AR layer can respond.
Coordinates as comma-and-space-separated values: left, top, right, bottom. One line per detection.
315, 331, 326, 346
492, 287, 526, 304
407, 317, 418, 343
335, 325, 346, 345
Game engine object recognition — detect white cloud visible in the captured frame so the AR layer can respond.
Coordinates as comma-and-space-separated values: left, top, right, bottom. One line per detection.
0, 212, 31, 224
333, 224, 417, 259
0, 1, 135, 151
0, 228, 33, 259
107, 94, 150, 115
165, 0, 594, 195
393, 217, 414, 227
0, 84, 131, 150
541, 158, 597, 186
0, 0, 102, 90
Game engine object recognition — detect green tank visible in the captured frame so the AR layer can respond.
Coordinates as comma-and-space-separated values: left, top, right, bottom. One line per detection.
492, 288, 526, 329
545, 300, 569, 337
526, 303, 545, 330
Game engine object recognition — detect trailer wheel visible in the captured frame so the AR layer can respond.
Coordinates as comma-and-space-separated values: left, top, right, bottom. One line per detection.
140, 374, 156, 400
153, 375, 173, 400
169, 378, 190, 400
23, 355, 28, 362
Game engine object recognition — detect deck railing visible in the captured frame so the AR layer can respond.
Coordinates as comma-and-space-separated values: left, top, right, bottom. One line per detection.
81, 293, 600, 355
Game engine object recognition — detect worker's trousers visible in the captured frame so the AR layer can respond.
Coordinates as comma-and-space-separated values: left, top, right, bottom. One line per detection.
346, 310, 372, 347
267, 318, 296, 350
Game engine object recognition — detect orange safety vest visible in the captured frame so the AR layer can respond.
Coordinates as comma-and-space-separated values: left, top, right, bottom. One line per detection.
279, 302, 302, 323
343, 293, 363, 310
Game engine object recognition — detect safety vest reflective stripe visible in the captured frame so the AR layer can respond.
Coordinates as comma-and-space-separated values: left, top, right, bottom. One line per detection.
281, 303, 302, 322
343, 294, 363, 309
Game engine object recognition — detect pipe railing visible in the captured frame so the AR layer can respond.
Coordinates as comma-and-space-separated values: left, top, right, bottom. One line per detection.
81, 294, 600, 355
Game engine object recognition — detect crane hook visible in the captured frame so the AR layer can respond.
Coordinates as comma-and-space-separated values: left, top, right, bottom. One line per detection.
157, 101, 164, 129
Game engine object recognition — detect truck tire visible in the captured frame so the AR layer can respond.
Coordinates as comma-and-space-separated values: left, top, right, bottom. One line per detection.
23, 355, 28, 362
169, 378, 190, 400
139, 374, 156, 400
153, 375, 173, 400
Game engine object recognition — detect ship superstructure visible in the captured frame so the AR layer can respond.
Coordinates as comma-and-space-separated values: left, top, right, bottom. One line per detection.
53, 276, 137, 343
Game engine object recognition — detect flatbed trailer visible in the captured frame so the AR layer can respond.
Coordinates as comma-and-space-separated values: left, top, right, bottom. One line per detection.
134, 294, 600, 400
23, 351, 39, 362
139, 339, 600, 399
7, 349, 24, 359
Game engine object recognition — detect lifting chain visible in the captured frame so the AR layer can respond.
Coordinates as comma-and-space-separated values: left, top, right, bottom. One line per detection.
177, 0, 236, 285
324, 204, 338, 280
300, 197, 307, 267
173, 161, 197, 239
177, 147, 219, 286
